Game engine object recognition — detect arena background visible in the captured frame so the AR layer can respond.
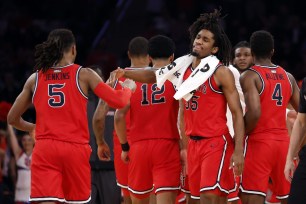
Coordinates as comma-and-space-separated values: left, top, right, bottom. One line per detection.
0, 0, 305, 105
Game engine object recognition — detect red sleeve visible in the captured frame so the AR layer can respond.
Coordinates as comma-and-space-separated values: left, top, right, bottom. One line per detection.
94, 82, 131, 109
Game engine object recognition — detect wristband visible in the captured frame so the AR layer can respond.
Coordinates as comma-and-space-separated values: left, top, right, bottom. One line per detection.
121, 142, 130, 152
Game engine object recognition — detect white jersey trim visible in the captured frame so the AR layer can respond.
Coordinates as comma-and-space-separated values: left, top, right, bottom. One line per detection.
32, 71, 39, 103
128, 186, 154, 194
181, 188, 190, 194
276, 195, 289, 199
76, 66, 88, 99
239, 186, 266, 197
51, 63, 74, 69
30, 196, 91, 204
228, 197, 240, 202
190, 195, 200, 200
155, 186, 180, 193
117, 182, 128, 189
285, 72, 293, 97
249, 68, 265, 95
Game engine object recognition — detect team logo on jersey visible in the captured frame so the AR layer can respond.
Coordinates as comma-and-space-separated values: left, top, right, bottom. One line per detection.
197, 84, 207, 94
53, 69, 61, 73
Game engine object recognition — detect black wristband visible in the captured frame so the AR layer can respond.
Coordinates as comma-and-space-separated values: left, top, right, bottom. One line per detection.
121, 142, 130, 152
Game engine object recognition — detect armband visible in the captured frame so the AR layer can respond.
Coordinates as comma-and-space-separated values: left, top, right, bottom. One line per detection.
121, 142, 130, 152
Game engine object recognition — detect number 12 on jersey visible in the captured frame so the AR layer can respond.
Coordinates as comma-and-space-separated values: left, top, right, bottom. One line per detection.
141, 84, 165, 105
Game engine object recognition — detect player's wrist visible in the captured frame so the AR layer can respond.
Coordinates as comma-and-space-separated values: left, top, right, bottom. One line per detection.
121, 142, 130, 152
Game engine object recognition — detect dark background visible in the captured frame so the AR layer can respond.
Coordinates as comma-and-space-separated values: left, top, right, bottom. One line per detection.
0, 0, 305, 105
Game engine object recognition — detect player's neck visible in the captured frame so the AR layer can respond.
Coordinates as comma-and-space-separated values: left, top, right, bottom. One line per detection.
152, 59, 171, 69
254, 58, 273, 67
192, 58, 202, 68
54, 58, 74, 67
130, 57, 149, 68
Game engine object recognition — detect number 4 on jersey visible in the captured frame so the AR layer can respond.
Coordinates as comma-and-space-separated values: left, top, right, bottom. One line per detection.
272, 83, 283, 106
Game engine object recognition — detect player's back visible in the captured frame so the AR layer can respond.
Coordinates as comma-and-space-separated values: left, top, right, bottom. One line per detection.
129, 68, 179, 142
33, 64, 89, 143
249, 64, 292, 140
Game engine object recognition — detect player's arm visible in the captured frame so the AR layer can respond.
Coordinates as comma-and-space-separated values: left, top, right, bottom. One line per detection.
114, 105, 130, 145
216, 66, 245, 175
287, 72, 300, 111
7, 74, 36, 133
7, 124, 22, 159
285, 112, 306, 182
114, 67, 157, 83
92, 99, 109, 145
240, 70, 261, 134
92, 99, 111, 161
179, 100, 188, 176
80, 67, 134, 109
114, 104, 130, 163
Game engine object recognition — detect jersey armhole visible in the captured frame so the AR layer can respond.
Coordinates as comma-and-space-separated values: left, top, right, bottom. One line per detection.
76, 66, 88, 99
32, 71, 38, 103
285, 72, 293, 97
248, 68, 265, 95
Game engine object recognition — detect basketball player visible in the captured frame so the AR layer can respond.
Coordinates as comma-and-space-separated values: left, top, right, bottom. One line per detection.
93, 36, 150, 204
239, 30, 300, 204
7, 28, 134, 204
115, 35, 181, 204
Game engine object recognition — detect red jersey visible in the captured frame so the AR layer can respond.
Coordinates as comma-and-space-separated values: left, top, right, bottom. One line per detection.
128, 68, 180, 143
183, 66, 229, 137
248, 65, 292, 140
33, 64, 89, 144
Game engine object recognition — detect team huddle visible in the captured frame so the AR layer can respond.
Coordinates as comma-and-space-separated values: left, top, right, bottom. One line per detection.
7, 9, 306, 204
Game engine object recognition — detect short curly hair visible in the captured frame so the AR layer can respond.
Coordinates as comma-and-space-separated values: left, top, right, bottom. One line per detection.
250, 30, 274, 59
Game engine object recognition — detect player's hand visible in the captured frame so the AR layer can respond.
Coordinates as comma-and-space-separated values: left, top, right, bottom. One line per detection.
29, 124, 36, 142
284, 159, 296, 182
97, 142, 111, 161
113, 67, 125, 79
106, 71, 117, 87
121, 150, 130, 163
230, 150, 244, 176
180, 148, 188, 177
120, 79, 136, 92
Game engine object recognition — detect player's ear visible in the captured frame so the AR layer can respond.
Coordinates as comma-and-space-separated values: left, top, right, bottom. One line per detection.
212, 46, 219, 54
169, 54, 174, 62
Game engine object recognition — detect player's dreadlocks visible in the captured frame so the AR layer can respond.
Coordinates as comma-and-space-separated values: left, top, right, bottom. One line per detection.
189, 9, 232, 66
34, 29, 75, 72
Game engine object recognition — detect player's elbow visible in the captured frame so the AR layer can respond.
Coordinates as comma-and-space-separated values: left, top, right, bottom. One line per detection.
114, 111, 125, 124
7, 111, 17, 126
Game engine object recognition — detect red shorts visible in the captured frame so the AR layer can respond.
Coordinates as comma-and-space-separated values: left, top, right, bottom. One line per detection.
113, 136, 129, 196
30, 139, 91, 203
227, 176, 240, 202
266, 182, 281, 203
240, 136, 290, 199
187, 134, 235, 199
181, 174, 190, 194
128, 139, 181, 198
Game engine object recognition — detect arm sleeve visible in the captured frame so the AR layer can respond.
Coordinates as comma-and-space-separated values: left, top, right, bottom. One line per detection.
94, 82, 131, 109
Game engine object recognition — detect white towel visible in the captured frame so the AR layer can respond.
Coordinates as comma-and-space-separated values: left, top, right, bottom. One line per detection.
155, 54, 220, 100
